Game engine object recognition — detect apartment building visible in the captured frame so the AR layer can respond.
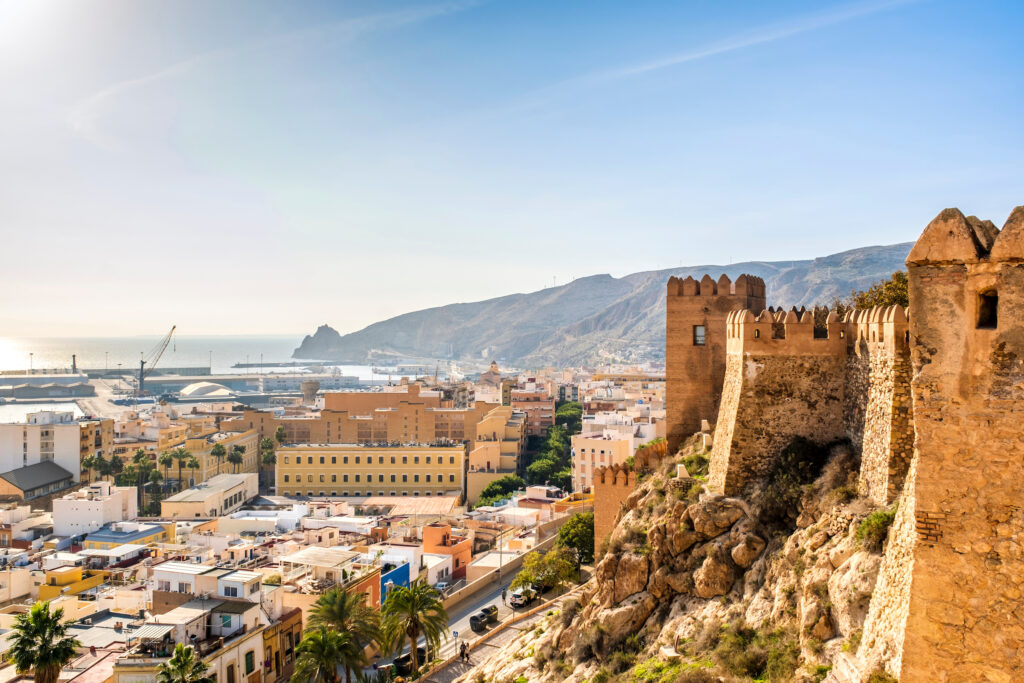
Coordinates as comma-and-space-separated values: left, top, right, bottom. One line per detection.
466, 406, 526, 504
275, 444, 465, 498
52, 480, 138, 537
223, 384, 498, 446
161, 473, 259, 519
0, 411, 87, 483
510, 388, 555, 437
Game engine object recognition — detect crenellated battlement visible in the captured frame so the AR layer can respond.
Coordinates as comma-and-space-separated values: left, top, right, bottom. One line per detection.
725, 306, 845, 355
592, 463, 638, 544
594, 463, 635, 488
667, 273, 766, 298
844, 304, 910, 356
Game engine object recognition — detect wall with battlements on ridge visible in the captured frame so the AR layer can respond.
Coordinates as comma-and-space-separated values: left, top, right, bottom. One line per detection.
842, 305, 913, 505
592, 464, 637, 547
708, 307, 848, 495
666, 273, 766, 454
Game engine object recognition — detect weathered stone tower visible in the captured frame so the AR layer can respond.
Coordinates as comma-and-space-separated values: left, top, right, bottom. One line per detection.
666, 274, 766, 453
853, 206, 1024, 681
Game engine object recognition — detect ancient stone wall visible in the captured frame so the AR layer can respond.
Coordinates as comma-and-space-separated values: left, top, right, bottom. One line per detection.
709, 308, 847, 495
593, 464, 637, 547
896, 208, 1024, 681
851, 206, 1024, 682
844, 306, 914, 505
666, 274, 766, 453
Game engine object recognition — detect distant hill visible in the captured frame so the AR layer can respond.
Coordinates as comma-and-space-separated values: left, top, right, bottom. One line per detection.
293, 242, 913, 367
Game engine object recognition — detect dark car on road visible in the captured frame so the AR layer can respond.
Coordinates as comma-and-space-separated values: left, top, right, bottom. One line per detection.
393, 646, 433, 675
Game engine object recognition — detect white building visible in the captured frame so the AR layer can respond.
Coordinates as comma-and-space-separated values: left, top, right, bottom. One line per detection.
52, 481, 138, 537
0, 411, 82, 482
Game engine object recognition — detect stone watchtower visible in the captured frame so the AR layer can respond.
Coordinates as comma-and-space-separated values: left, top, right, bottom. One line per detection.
666, 274, 766, 452
895, 207, 1024, 680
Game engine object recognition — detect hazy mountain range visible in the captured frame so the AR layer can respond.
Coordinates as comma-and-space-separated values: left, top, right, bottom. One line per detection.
293, 242, 913, 367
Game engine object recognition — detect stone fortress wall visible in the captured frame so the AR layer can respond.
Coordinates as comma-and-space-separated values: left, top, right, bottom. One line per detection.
854, 207, 1024, 681
707, 303, 913, 502
666, 273, 766, 453
592, 463, 638, 547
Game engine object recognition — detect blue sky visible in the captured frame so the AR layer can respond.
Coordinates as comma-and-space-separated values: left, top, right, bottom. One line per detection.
1, 0, 1022, 336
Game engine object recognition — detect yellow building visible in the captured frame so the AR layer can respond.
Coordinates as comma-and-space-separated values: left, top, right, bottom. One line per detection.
466, 406, 526, 504
161, 473, 259, 519
78, 417, 114, 483
169, 429, 260, 487
37, 566, 110, 601
275, 444, 465, 498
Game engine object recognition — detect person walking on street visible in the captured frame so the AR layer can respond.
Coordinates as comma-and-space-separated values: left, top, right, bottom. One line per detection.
501, 587, 507, 604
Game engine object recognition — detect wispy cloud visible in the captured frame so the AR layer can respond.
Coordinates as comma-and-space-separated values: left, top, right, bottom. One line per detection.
501, 0, 922, 116
69, 1, 481, 148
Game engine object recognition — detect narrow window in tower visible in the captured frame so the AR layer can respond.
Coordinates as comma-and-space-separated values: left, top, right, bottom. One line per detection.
693, 325, 706, 346
978, 290, 998, 329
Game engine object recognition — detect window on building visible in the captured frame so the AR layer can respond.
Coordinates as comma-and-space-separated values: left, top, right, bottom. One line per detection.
426, 474, 431, 482
391, 456, 396, 464
307, 475, 313, 483
283, 456, 289, 464
331, 456, 336, 464
283, 475, 289, 483
343, 474, 349, 482
414, 456, 419, 464
449, 474, 456, 482
978, 290, 998, 329
222, 614, 232, 628
402, 474, 408, 482
355, 456, 360, 464
344, 456, 349, 464
402, 456, 408, 464
245, 651, 255, 675
378, 474, 384, 482
224, 586, 238, 597
449, 456, 455, 464
178, 582, 190, 593
158, 580, 170, 591
426, 456, 431, 464
391, 474, 396, 482
693, 325, 706, 346
414, 474, 419, 482
355, 474, 361, 482
331, 474, 337, 482
307, 457, 313, 464
319, 474, 325, 483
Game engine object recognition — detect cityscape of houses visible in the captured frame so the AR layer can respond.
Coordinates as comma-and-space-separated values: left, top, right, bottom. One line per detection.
0, 362, 664, 682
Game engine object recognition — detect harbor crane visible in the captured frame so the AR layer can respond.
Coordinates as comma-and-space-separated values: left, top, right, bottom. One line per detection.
137, 325, 176, 397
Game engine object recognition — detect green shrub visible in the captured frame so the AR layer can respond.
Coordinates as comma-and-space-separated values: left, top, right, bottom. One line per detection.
810, 664, 833, 682
591, 669, 611, 683
866, 668, 899, 683
857, 508, 896, 551
712, 620, 799, 682
843, 628, 863, 653
756, 437, 832, 529
607, 650, 637, 674
681, 452, 709, 478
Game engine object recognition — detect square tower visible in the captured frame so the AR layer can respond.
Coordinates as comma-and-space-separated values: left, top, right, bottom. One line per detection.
666, 273, 766, 452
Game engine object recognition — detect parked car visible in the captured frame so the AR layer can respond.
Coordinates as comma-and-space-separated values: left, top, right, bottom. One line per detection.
393, 646, 433, 675
434, 581, 450, 594
509, 586, 536, 608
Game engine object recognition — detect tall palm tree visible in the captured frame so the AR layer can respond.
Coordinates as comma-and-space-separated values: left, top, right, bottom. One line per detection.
228, 444, 246, 473
158, 451, 174, 480
210, 443, 226, 476
292, 626, 358, 683
186, 456, 200, 487
82, 455, 96, 482
148, 469, 164, 515
309, 588, 381, 683
9, 601, 80, 683
172, 447, 190, 491
259, 437, 276, 488
381, 580, 448, 674
156, 643, 212, 683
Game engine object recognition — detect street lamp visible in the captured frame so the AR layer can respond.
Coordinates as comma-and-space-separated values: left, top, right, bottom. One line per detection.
28, 352, 33, 374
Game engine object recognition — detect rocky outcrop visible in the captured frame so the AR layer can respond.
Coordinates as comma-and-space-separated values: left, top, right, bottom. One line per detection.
455, 445, 891, 683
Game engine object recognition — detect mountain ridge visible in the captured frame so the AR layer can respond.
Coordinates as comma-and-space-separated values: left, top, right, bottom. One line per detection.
293, 242, 913, 366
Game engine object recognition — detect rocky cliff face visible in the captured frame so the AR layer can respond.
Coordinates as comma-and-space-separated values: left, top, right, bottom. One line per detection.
293, 243, 912, 366
458, 441, 895, 683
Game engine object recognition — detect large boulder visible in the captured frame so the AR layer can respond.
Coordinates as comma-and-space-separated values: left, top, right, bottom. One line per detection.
827, 551, 882, 636
670, 525, 699, 556
690, 500, 746, 539
731, 534, 766, 568
614, 553, 649, 604
694, 549, 735, 598
598, 591, 657, 640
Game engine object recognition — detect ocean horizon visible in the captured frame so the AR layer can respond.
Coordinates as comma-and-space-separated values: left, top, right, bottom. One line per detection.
0, 334, 307, 375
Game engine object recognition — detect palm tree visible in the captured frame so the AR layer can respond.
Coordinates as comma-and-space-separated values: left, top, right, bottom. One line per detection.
156, 643, 212, 683
82, 455, 96, 482
309, 588, 381, 683
228, 444, 246, 473
173, 447, 190, 491
148, 469, 164, 515
381, 580, 449, 675
210, 443, 226, 476
292, 626, 359, 683
259, 437, 276, 489
186, 456, 200, 487
9, 601, 80, 683
158, 451, 174, 480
